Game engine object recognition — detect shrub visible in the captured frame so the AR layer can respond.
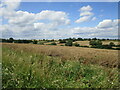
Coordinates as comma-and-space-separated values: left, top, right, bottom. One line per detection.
59, 39, 66, 43
33, 40, 38, 44
50, 42, 57, 45
9, 38, 14, 43
89, 40, 102, 46
91, 45, 112, 49
109, 42, 115, 46
65, 40, 73, 46
74, 42, 80, 47
38, 42, 44, 45
80, 46, 89, 48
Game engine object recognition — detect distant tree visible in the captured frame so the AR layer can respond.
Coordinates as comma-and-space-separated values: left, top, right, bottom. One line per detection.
88, 38, 91, 41
51, 39, 54, 41
43, 39, 45, 41
92, 38, 97, 40
33, 40, 38, 44
9, 37, 14, 43
74, 42, 80, 47
59, 39, 66, 43
77, 38, 83, 41
38, 42, 44, 45
50, 42, 57, 45
89, 40, 102, 46
102, 39, 106, 41
65, 40, 73, 46
2, 39, 7, 42
72, 38, 76, 42
109, 42, 115, 46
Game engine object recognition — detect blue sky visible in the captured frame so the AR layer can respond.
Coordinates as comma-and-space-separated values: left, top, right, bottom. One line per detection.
1, 1, 119, 39
18, 2, 118, 27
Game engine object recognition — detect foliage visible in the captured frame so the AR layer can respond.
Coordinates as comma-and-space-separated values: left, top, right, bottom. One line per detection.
50, 42, 57, 45
80, 46, 89, 48
109, 42, 115, 46
9, 38, 14, 43
59, 39, 66, 43
38, 41, 44, 45
89, 40, 102, 46
65, 40, 73, 46
91, 45, 112, 49
33, 40, 38, 44
73, 42, 80, 47
14, 40, 32, 43
2, 46, 119, 88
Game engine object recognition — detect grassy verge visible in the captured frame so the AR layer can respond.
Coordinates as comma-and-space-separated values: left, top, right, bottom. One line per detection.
2, 46, 119, 88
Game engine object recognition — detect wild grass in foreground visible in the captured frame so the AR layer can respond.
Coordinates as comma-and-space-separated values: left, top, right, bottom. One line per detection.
2, 46, 119, 88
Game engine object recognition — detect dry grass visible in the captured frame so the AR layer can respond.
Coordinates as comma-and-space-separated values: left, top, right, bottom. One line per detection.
102, 40, 119, 45
75, 40, 119, 46
75, 41, 90, 46
2, 43, 118, 68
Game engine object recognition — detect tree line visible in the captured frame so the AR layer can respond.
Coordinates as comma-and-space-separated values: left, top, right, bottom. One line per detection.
1, 37, 120, 50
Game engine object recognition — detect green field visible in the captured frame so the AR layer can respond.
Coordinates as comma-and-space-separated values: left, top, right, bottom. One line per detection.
2, 43, 119, 88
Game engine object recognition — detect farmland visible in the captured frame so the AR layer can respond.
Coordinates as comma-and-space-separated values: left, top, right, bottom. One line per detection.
2, 43, 119, 88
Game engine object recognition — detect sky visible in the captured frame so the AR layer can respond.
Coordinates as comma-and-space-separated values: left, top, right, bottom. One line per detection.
0, 0, 120, 39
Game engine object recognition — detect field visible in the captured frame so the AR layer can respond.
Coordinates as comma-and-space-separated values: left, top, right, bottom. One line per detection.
42, 40, 119, 48
2, 43, 119, 88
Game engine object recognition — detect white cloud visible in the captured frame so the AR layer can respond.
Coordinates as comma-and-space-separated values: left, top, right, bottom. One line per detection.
92, 17, 97, 21
71, 22, 118, 39
0, 0, 71, 39
80, 11, 93, 16
0, 0, 21, 18
0, 1, 119, 39
97, 19, 120, 29
0, 0, 70, 35
75, 16, 91, 23
80, 5, 92, 11
75, 5, 95, 23
36, 10, 70, 25
8, 11, 36, 27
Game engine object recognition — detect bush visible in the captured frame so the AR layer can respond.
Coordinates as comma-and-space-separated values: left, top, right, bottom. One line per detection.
38, 42, 44, 45
89, 40, 102, 46
91, 45, 112, 49
80, 46, 89, 48
74, 42, 80, 47
109, 42, 115, 46
59, 39, 66, 43
33, 40, 38, 44
65, 40, 73, 46
50, 42, 57, 45
9, 38, 14, 43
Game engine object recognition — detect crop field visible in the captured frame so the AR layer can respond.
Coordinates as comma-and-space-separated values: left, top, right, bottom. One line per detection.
2, 43, 119, 88
75, 40, 119, 47
43, 40, 119, 47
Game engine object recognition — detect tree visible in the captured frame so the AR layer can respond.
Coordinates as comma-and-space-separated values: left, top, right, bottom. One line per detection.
77, 38, 83, 41
33, 40, 38, 44
59, 39, 66, 43
74, 42, 80, 47
92, 38, 97, 40
109, 42, 115, 46
89, 40, 102, 46
9, 37, 14, 43
65, 40, 73, 46
50, 42, 57, 45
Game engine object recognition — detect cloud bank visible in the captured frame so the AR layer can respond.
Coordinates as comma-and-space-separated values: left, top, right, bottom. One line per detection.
0, 0, 119, 39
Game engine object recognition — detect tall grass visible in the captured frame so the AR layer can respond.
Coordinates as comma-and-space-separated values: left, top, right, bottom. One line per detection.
2, 46, 119, 88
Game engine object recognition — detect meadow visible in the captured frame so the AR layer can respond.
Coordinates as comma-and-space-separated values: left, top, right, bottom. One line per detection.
2, 43, 119, 88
